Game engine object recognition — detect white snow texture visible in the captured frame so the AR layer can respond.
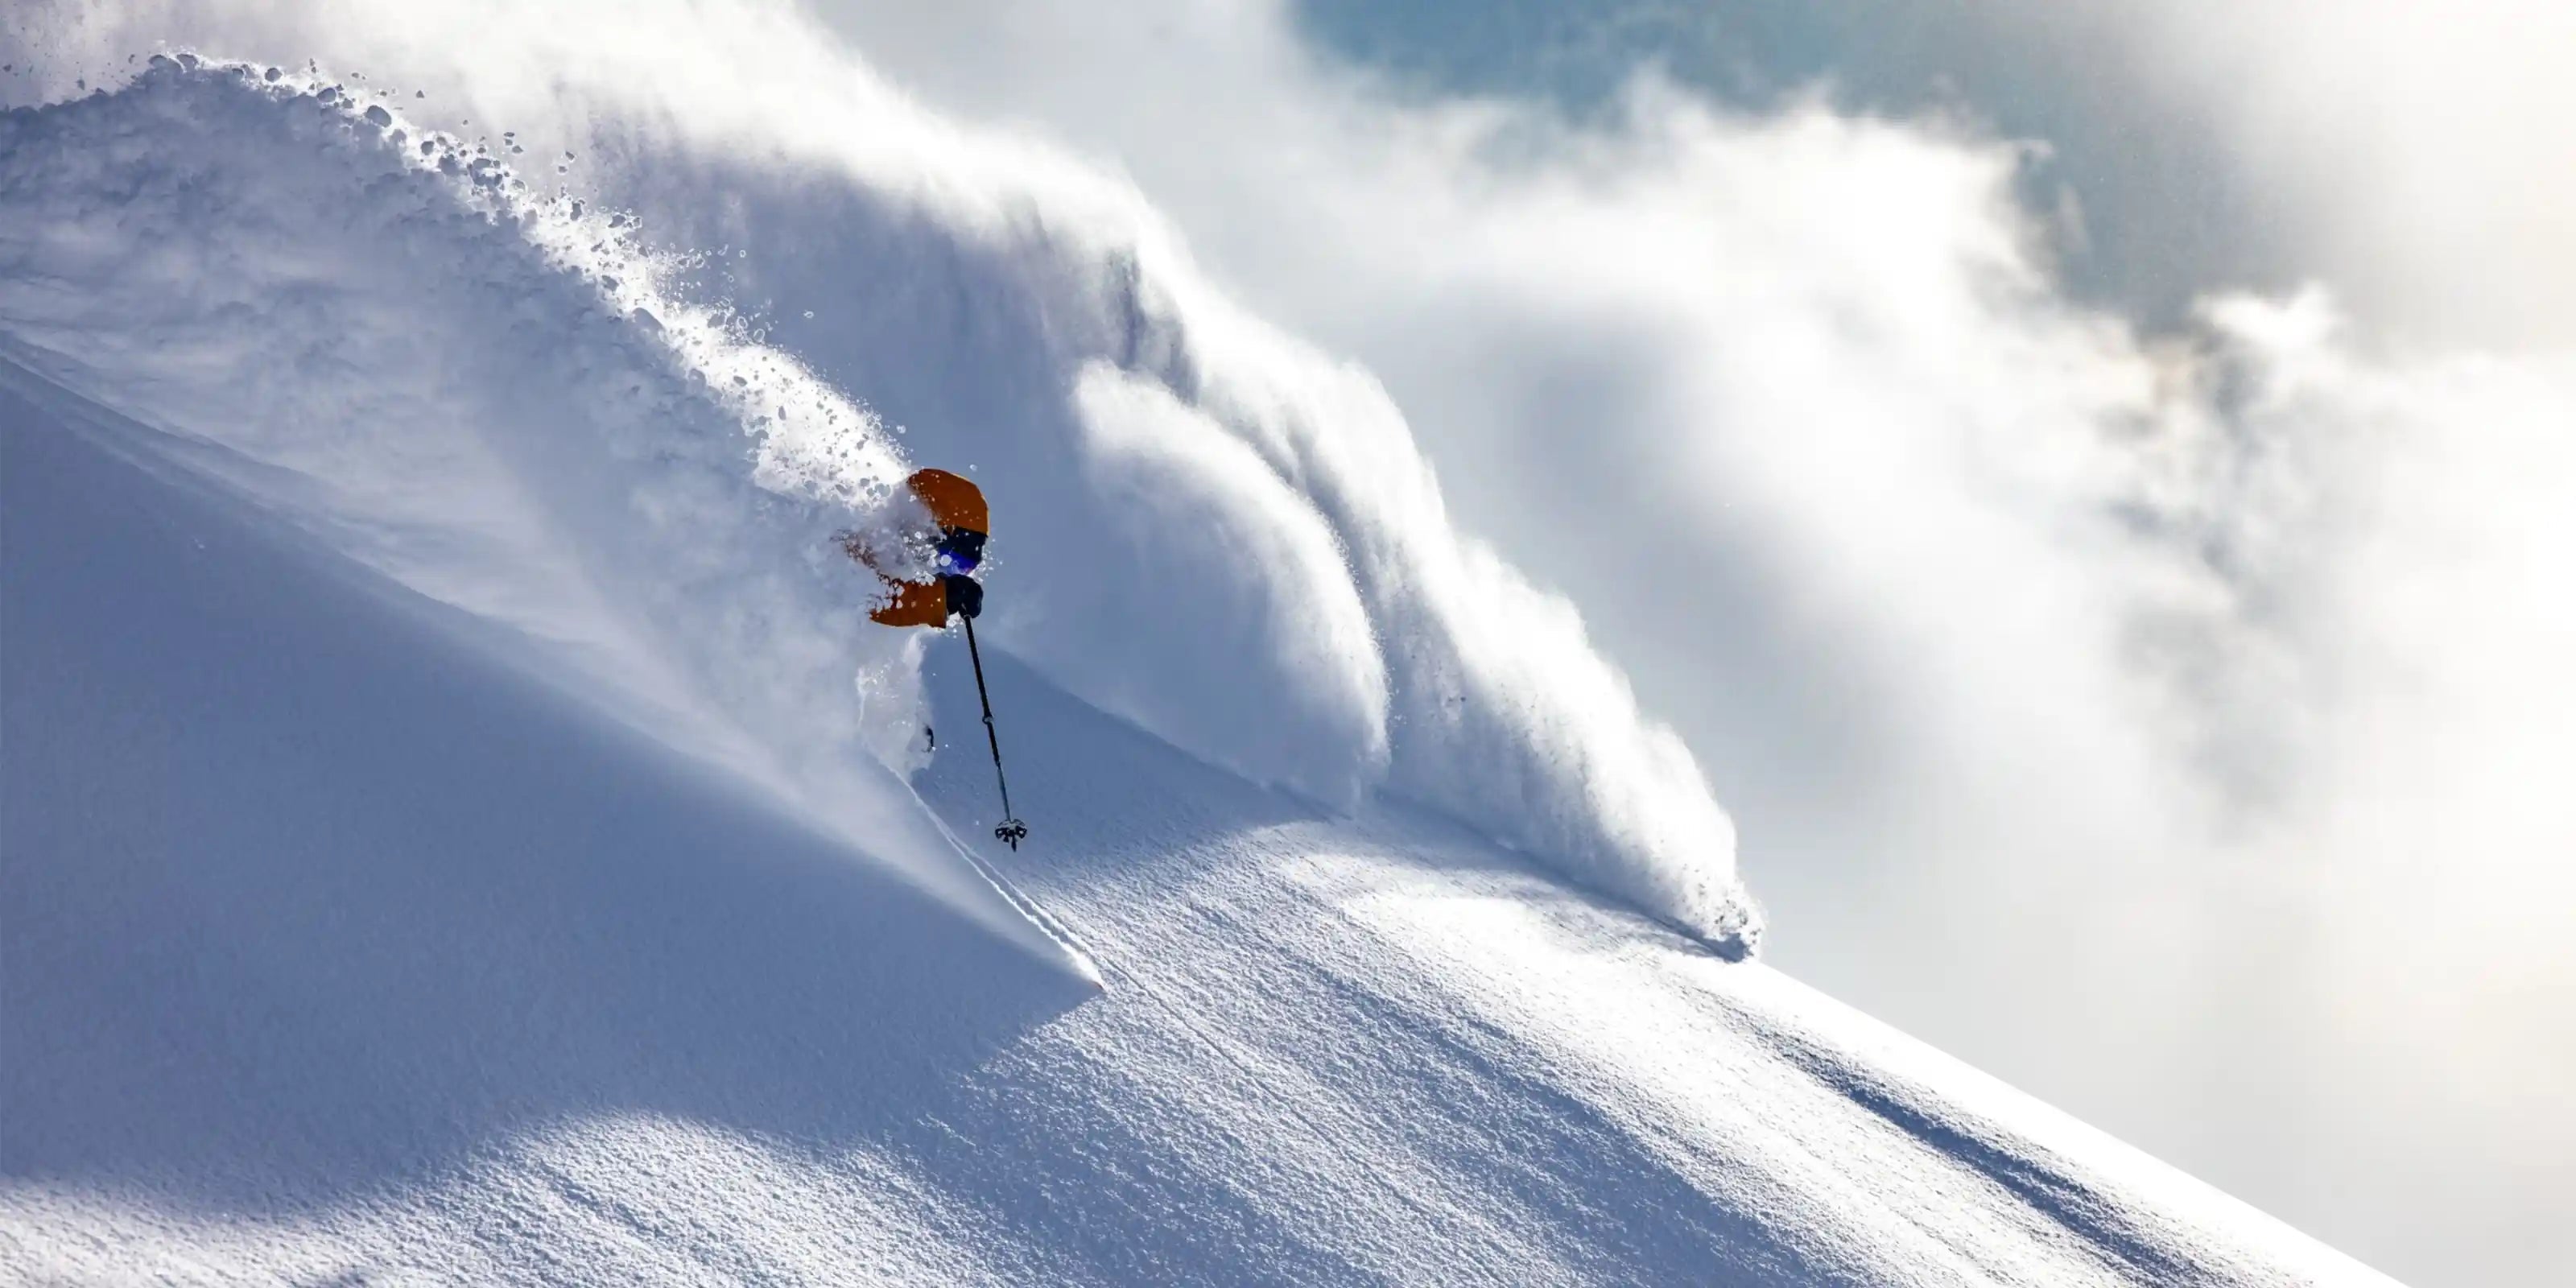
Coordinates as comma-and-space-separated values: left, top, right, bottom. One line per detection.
0, 5, 2410, 1285
1, 370, 2389, 1286
0, 11, 1757, 953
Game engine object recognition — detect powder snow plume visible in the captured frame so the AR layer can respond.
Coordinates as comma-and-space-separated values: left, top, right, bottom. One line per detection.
0, 4, 1761, 952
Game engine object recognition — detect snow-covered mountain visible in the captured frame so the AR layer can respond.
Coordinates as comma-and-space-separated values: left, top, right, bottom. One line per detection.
2, 16, 2399, 1286
2, 369, 2388, 1286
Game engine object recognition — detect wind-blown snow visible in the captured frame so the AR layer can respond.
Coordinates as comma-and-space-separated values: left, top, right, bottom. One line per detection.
0, 26, 1758, 948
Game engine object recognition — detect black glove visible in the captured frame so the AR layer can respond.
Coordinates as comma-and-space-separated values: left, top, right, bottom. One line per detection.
943, 573, 984, 621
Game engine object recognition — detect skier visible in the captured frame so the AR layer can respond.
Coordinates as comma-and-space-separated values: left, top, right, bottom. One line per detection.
840, 467, 988, 627
840, 467, 1028, 848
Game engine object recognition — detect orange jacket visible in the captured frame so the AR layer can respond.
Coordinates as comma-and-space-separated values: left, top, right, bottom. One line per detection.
849, 468, 987, 628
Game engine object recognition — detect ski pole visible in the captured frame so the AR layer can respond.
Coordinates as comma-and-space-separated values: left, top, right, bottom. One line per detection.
960, 613, 1030, 850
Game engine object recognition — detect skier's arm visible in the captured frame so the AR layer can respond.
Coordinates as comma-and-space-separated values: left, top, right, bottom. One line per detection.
943, 573, 983, 620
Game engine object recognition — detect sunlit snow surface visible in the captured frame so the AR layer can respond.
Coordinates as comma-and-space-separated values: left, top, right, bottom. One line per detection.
4, 384, 2386, 1284
0, 50, 2396, 1288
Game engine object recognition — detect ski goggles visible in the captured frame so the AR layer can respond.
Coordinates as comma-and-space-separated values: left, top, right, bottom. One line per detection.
934, 526, 986, 575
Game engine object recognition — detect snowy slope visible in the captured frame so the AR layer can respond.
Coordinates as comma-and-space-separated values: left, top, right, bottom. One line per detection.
0, 31, 2403, 1288
4, 378, 2392, 1285
0, 378, 1093, 1278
